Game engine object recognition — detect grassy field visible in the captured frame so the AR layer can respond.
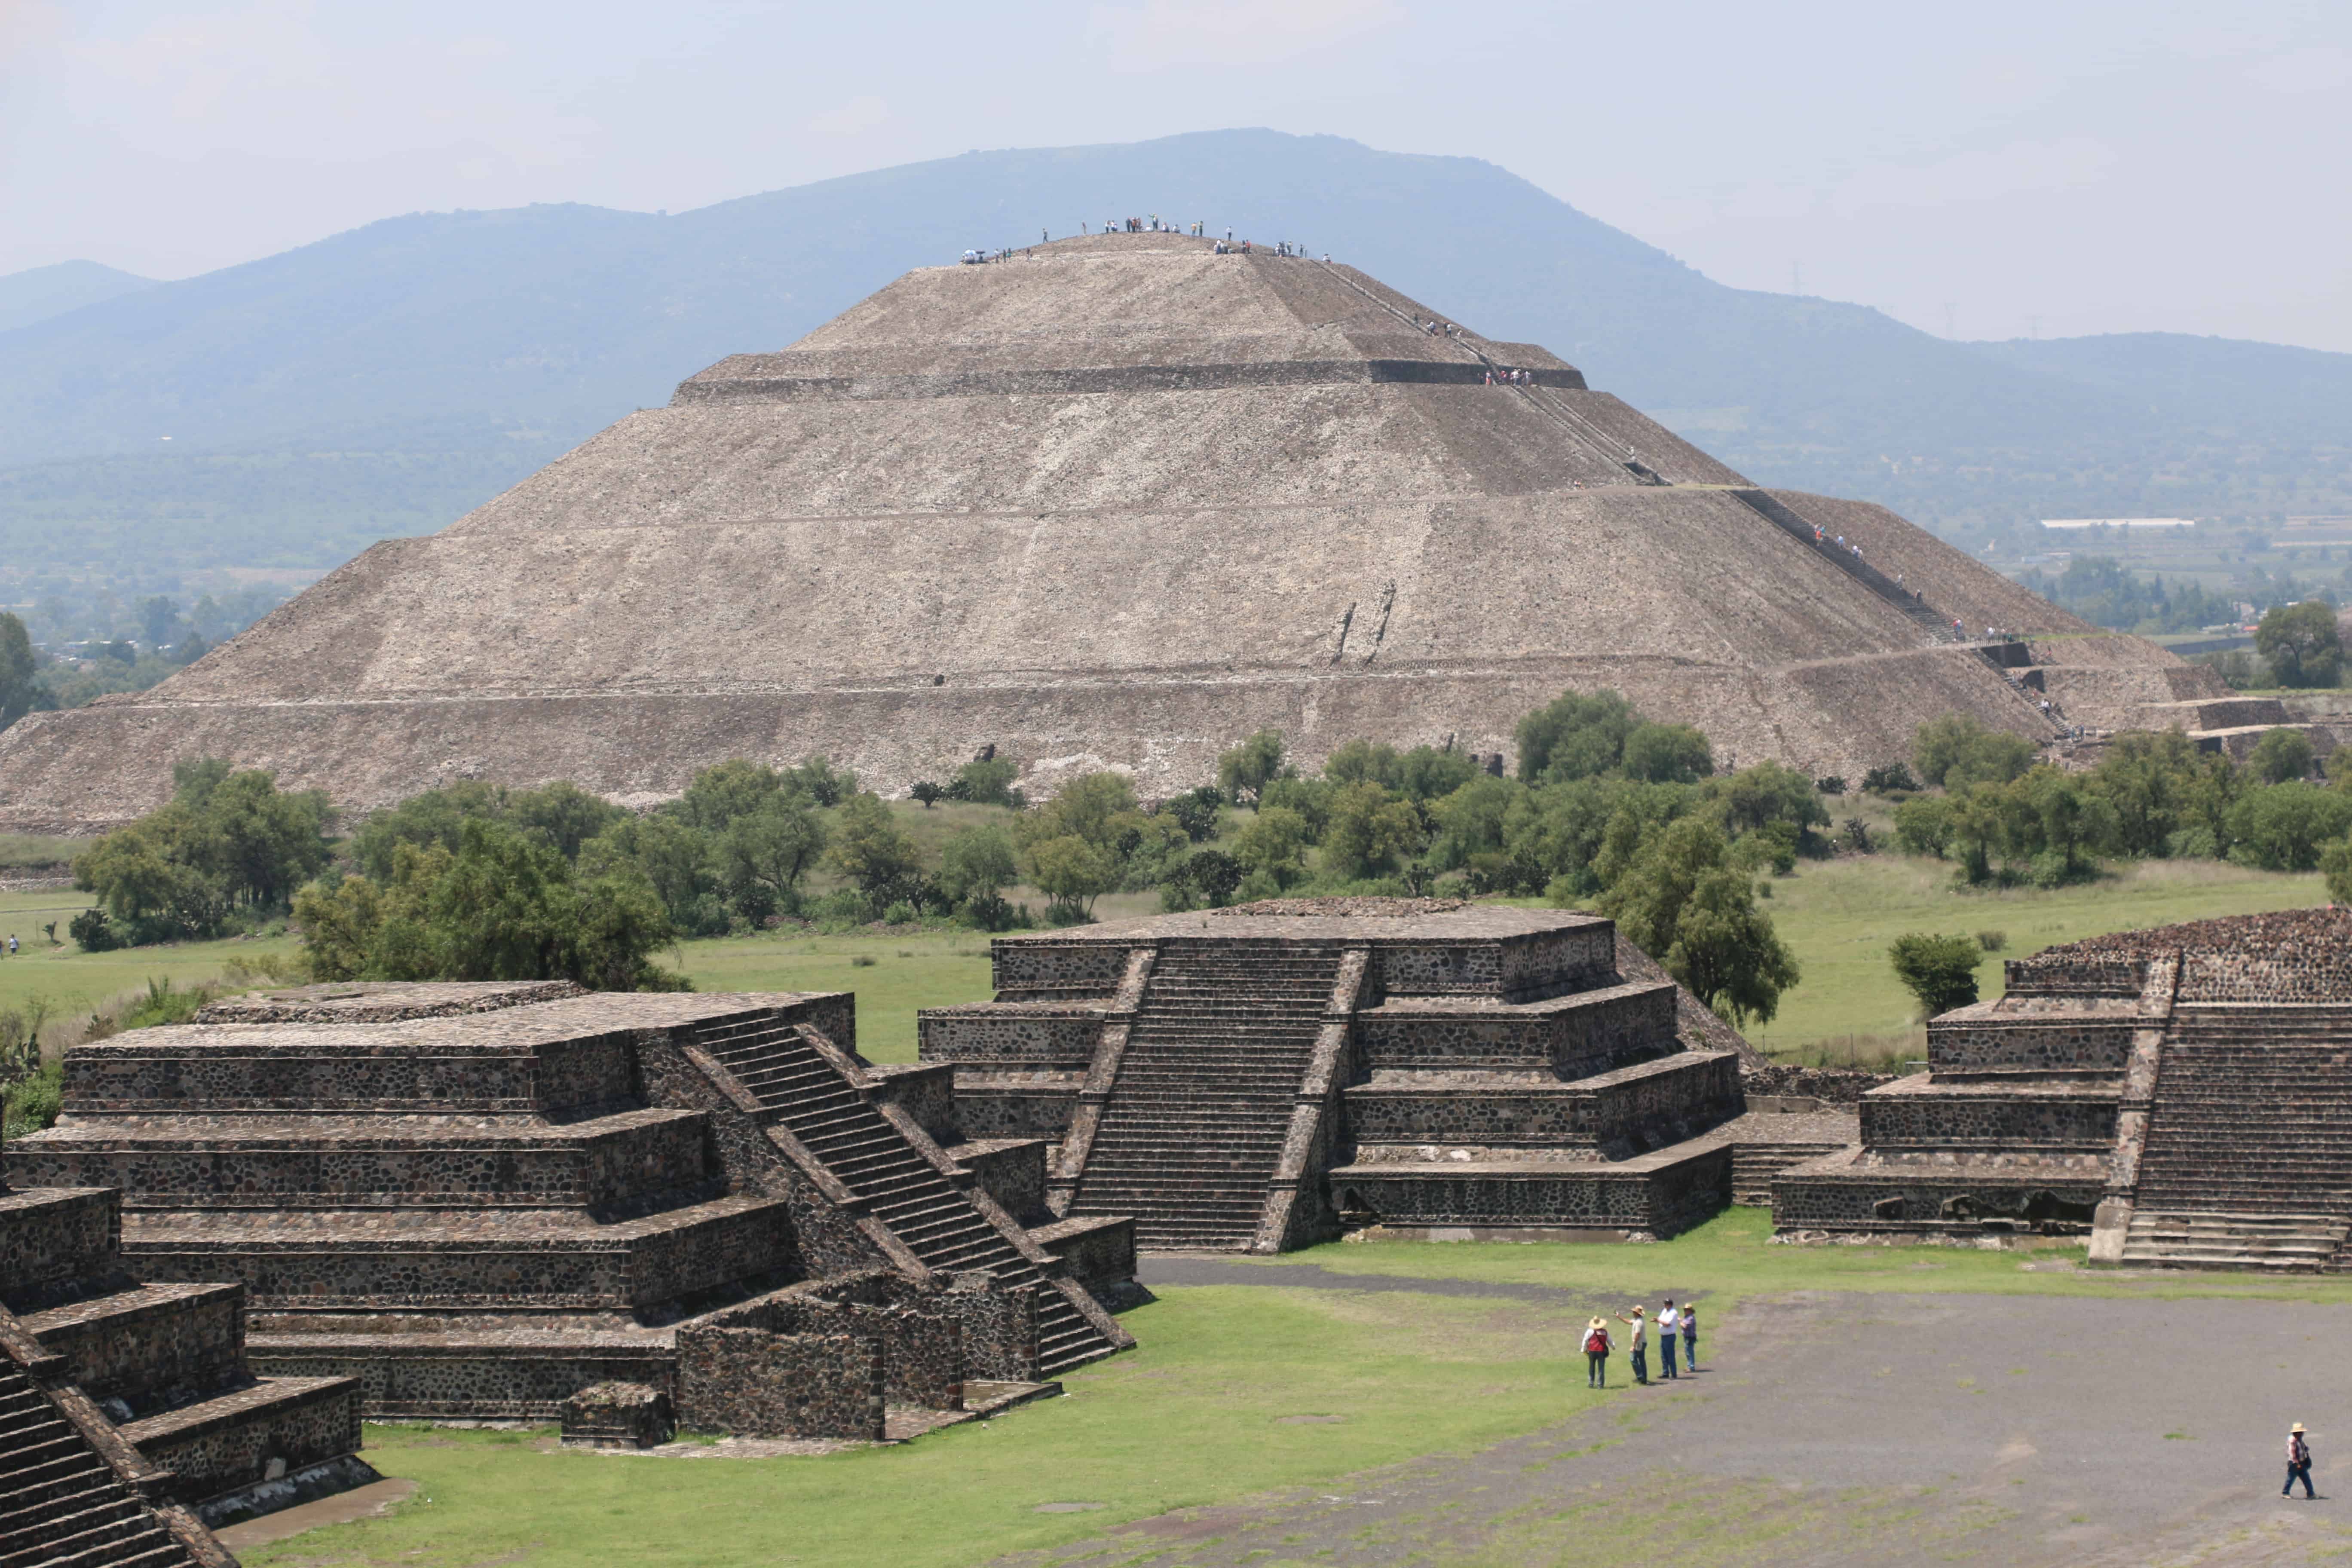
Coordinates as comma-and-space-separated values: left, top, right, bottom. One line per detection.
0, 849, 2324, 1068
1743, 854, 2324, 1063
239, 1209, 2352, 1568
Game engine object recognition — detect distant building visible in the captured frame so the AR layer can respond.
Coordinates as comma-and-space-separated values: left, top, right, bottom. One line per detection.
2040, 518, 2197, 530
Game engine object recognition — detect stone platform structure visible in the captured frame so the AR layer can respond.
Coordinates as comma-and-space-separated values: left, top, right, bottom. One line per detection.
919, 900, 1742, 1250
0, 233, 2218, 831
1774, 909, 2352, 1271
4, 982, 1136, 1434
2, 1179, 371, 1565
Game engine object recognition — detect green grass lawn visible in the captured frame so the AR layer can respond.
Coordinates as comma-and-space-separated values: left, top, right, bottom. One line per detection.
0, 888, 305, 1039
1740, 854, 2324, 1064
241, 1209, 2352, 1568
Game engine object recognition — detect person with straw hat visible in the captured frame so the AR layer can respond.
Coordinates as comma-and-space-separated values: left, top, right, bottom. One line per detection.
1616, 1305, 1649, 1386
2287, 1424, 2316, 1498
1581, 1317, 1612, 1388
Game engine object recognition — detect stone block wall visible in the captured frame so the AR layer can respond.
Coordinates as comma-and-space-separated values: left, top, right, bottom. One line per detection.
2003, 958, 2146, 999
29, 1282, 247, 1409
1334, 1145, 1731, 1237
64, 1038, 545, 1113
918, 1006, 1105, 1065
1773, 1164, 2104, 1232
1927, 1018, 2135, 1074
865, 1064, 961, 1148
250, 1341, 676, 1421
952, 1140, 1049, 1224
674, 1326, 884, 1441
947, 1080, 1082, 1142
1859, 1085, 2119, 1151
992, 942, 1135, 998
1354, 984, 1676, 1076
527, 1032, 641, 1114
1345, 1054, 1738, 1152
0, 1185, 120, 1308
132, 1377, 364, 1502
1738, 1063, 1896, 1103
947, 1275, 1039, 1382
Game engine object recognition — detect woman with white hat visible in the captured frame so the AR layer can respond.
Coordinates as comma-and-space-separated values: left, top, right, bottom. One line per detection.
2287, 1424, 2316, 1498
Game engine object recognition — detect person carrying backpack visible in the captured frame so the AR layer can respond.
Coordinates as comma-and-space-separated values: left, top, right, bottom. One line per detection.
2287, 1424, 2316, 1498
1583, 1317, 1612, 1388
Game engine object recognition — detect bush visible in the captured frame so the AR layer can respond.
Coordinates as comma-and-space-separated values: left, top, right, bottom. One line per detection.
951, 756, 1021, 806
1216, 730, 1288, 806
1814, 776, 1848, 795
2255, 600, 2343, 687
1861, 762, 1921, 794
881, 900, 918, 926
1, 1061, 61, 1140
1975, 930, 2007, 953
2248, 727, 2317, 784
68, 906, 121, 952
1888, 932, 1982, 1018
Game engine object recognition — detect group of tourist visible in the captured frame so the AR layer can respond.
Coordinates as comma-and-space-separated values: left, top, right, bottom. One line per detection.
1483, 368, 1534, 385
1578, 1298, 1698, 1388
956, 220, 1323, 262
1810, 524, 1866, 565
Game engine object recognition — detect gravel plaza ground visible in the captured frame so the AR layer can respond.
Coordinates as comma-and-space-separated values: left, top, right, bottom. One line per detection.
999, 1256, 2352, 1568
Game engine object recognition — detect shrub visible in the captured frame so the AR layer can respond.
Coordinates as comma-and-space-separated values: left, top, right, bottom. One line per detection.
1861, 762, 1921, 794
1888, 932, 1982, 1018
909, 782, 944, 808
1815, 776, 1848, 795
1216, 729, 1288, 806
881, 900, 918, 926
68, 906, 121, 952
1975, 930, 2007, 953
2248, 727, 2317, 785
951, 756, 1022, 806
2255, 600, 2343, 687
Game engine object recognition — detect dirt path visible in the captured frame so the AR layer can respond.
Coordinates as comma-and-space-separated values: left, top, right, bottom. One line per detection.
1011, 1271, 2352, 1567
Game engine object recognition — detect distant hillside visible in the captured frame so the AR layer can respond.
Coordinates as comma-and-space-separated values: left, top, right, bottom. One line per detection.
3, 129, 2345, 597
0, 260, 155, 333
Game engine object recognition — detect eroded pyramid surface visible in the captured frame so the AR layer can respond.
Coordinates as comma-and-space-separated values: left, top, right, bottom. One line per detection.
0, 234, 2215, 827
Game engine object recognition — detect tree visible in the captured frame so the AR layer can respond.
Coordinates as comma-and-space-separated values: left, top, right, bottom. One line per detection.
2227, 784, 2352, 871
1621, 723, 1713, 784
1320, 781, 1426, 881
1891, 795, 1954, 858
1175, 848, 1243, 907
1669, 869, 1800, 1025
0, 612, 44, 728
829, 793, 925, 906
2248, 727, 2317, 785
1217, 729, 1288, 806
952, 756, 1021, 806
1514, 689, 1636, 783
1026, 835, 1118, 922
1888, 933, 1984, 1018
2086, 728, 2200, 857
1593, 816, 1729, 960
2256, 600, 2342, 687
1230, 805, 1310, 889
910, 781, 944, 808
2322, 837, 2352, 906
718, 796, 828, 918
938, 823, 1019, 906
74, 762, 329, 942
1161, 786, 1225, 842
1913, 713, 2035, 790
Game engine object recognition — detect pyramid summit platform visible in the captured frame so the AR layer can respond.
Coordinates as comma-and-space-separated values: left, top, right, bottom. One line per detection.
0, 232, 2218, 827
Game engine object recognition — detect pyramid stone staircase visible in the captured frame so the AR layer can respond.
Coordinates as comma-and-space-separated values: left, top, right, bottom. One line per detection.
1066, 943, 1350, 1250
2122, 1002, 2352, 1271
682, 1014, 1128, 1376
1, 1181, 367, 1560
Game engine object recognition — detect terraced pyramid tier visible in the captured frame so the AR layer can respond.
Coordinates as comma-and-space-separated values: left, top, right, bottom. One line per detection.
0, 233, 2214, 829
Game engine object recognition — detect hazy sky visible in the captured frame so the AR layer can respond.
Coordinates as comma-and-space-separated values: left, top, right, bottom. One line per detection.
5, 0, 2348, 348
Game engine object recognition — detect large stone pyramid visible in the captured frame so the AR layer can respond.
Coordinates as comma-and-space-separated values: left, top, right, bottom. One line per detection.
0, 233, 2219, 827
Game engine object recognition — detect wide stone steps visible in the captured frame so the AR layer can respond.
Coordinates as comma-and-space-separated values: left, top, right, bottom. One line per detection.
0, 1371, 191, 1568
698, 1019, 1121, 1375
2134, 1027, 2352, 1219
2119, 1210, 2349, 1271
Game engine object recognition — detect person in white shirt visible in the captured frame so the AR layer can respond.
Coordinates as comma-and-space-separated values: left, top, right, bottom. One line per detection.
2288, 1424, 2316, 1498
1616, 1306, 1649, 1385
1657, 1299, 1680, 1378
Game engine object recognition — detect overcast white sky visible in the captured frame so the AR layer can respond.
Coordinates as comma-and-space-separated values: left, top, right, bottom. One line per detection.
4, 0, 2348, 348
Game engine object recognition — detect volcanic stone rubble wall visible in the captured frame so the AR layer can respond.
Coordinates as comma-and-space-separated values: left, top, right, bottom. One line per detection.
0, 1180, 364, 1556
4, 980, 1136, 1436
920, 902, 1746, 1248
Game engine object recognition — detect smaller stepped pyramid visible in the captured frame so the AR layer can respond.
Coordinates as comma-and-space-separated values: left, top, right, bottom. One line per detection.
1, 1180, 368, 1561
1774, 908, 2352, 1273
919, 899, 1745, 1251
5, 982, 1137, 1435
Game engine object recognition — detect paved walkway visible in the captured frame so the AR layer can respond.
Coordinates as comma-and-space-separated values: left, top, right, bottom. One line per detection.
1011, 1263, 2352, 1566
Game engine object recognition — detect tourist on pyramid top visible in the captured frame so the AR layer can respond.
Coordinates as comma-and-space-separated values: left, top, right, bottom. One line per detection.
1618, 1306, 1650, 1385
2287, 1425, 2316, 1498
1583, 1318, 1613, 1388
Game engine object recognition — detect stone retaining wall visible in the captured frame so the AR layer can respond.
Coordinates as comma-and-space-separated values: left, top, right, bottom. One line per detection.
1928, 1018, 2136, 1073
1355, 984, 1675, 1075
0, 1185, 119, 1306
992, 942, 1134, 997
1333, 1146, 1730, 1237
249, 1340, 675, 1420
28, 1283, 246, 1409
132, 1377, 363, 1503
918, 1006, 1105, 1064
1859, 1088, 2118, 1150
674, 1327, 883, 1441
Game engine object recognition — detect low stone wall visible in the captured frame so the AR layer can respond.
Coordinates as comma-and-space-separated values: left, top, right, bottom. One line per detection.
1028, 1216, 1137, 1287
1354, 983, 1673, 1075
1332, 1145, 1730, 1238
250, 1338, 676, 1420
947, 1274, 1039, 1383
1773, 1159, 2105, 1233
1737, 1064, 1896, 1103
918, 1006, 1104, 1066
0, 1186, 120, 1307
15, 1114, 711, 1210
2004, 957, 2148, 999
951, 1140, 1049, 1224
28, 1281, 246, 1409
1927, 1017, 2136, 1074
1344, 1054, 1739, 1153
1859, 1084, 2119, 1151
131, 1377, 362, 1503
864, 1064, 960, 1148
560, 1381, 674, 1449
946, 1077, 1082, 1142
62, 1039, 544, 1114
674, 1326, 883, 1441
992, 942, 1134, 998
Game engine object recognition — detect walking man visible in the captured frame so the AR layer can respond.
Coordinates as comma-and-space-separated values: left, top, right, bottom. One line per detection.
1583, 1317, 1611, 1388
1657, 1299, 1680, 1378
1680, 1301, 1698, 1371
2287, 1424, 2316, 1498
1618, 1306, 1649, 1385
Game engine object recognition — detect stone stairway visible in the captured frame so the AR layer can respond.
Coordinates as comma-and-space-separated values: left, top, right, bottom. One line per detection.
691, 1017, 1121, 1376
0, 1365, 196, 1568
1069, 943, 1342, 1251
1724, 489, 1971, 644
2124, 1004, 2352, 1269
